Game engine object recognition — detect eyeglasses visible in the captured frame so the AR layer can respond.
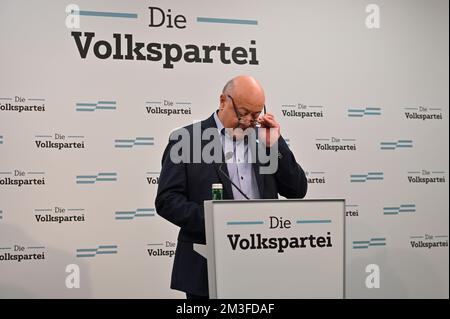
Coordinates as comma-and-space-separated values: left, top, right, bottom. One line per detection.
227, 95, 266, 127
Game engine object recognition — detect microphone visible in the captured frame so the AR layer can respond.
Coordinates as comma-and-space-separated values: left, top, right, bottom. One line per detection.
218, 151, 250, 200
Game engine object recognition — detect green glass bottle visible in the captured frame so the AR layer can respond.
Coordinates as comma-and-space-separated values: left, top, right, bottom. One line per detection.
212, 183, 223, 200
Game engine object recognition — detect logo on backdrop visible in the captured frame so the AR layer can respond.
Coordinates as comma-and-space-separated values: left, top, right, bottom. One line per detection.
403, 106, 443, 121
406, 170, 446, 184
346, 204, 359, 217
67, 5, 259, 69
34, 133, 85, 150
146, 172, 160, 185
147, 241, 176, 258
0, 245, 46, 262
0, 170, 45, 187
281, 103, 325, 119
306, 171, 326, 184
226, 216, 333, 253
0, 96, 46, 113
410, 234, 448, 249
315, 137, 357, 152
34, 206, 86, 224
146, 99, 192, 116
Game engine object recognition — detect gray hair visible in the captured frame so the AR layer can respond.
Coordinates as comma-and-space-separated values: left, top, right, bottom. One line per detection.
222, 79, 234, 95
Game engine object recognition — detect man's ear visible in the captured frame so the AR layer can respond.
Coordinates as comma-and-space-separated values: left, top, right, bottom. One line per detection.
219, 94, 227, 110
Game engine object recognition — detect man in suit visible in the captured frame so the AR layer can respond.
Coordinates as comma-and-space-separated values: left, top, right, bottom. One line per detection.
155, 75, 308, 299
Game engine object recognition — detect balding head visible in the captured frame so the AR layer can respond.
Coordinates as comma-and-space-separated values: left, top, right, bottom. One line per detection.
222, 75, 265, 109
218, 75, 266, 129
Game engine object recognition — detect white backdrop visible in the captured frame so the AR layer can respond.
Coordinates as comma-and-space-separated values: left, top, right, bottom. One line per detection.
0, 0, 448, 298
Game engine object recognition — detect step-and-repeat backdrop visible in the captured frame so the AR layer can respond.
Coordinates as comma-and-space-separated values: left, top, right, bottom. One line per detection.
0, 0, 448, 298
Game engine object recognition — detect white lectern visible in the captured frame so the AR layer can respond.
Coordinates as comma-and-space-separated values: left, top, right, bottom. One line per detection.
194, 199, 345, 299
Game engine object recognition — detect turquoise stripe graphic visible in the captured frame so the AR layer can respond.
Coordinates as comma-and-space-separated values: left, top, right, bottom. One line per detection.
97, 101, 116, 104
297, 220, 331, 224
197, 17, 257, 25
115, 208, 155, 220
381, 140, 413, 150
353, 238, 386, 249
176, 102, 191, 105
348, 107, 381, 117
227, 221, 264, 225
115, 137, 154, 148
351, 172, 384, 182
76, 245, 118, 257
72, 10, 137, 19
383, 204, 416, 215
76, 172, 117, 184
98, 245, 117, 249
76, 101, 117, 111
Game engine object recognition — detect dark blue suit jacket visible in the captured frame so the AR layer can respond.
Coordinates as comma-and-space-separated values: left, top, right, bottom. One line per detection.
155, 113, 307, 296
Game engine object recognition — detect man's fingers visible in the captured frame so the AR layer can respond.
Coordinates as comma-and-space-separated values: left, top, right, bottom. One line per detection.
260, 114, 279, 128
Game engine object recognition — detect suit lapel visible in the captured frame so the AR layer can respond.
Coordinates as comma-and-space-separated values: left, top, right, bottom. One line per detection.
214, 161, 234, 200
251, 142, 265, 197
201, 113, 234, 199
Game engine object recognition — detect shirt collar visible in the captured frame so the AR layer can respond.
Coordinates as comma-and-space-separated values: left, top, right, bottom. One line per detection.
213, 110, 225, 134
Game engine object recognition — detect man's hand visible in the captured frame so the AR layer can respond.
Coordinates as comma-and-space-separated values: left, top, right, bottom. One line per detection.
258, 113, 280, 147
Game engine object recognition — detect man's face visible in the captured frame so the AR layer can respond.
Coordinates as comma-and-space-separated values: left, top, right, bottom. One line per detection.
222, 94, 265, 130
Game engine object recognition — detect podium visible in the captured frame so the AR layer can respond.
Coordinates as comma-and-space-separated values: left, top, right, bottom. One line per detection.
194, 199, 345, 299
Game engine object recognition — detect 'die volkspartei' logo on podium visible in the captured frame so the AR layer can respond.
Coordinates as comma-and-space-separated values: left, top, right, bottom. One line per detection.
226, 216, 332, 253
66, 5, 259, 69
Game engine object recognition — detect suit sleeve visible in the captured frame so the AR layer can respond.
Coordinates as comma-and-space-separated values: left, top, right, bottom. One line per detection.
154, 137, 204, 235
272, 135, 308, 198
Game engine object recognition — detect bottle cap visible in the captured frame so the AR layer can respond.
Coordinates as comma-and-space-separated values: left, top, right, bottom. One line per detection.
212, 183, 223, 189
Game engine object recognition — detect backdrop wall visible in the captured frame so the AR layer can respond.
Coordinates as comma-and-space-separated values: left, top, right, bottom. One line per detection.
0, 0, 448, 298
